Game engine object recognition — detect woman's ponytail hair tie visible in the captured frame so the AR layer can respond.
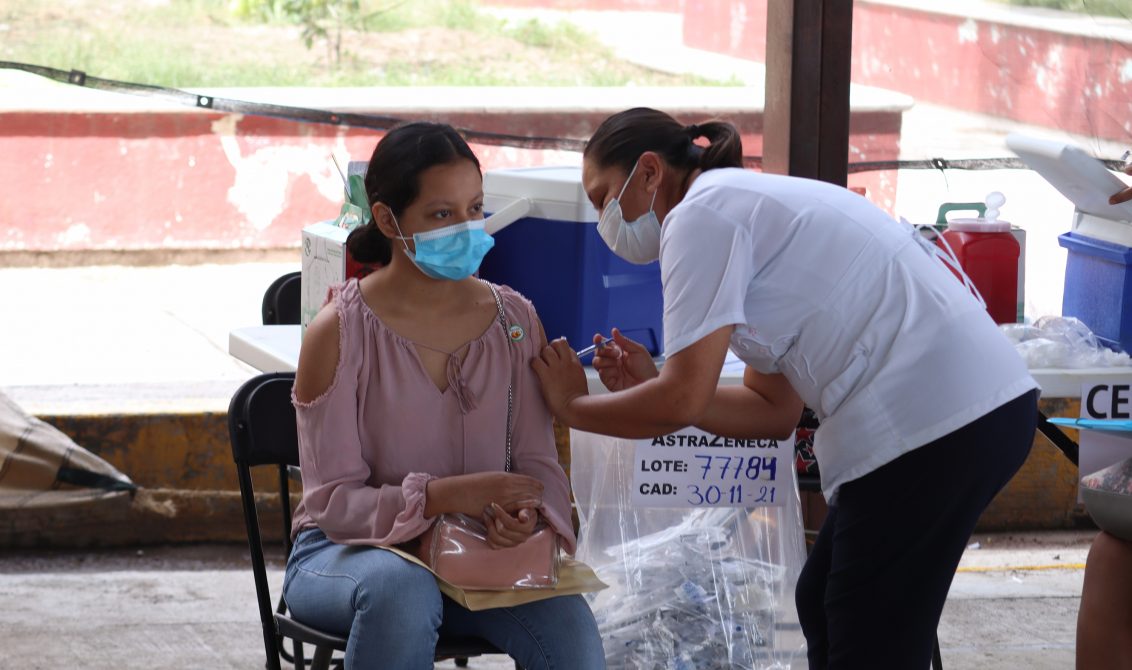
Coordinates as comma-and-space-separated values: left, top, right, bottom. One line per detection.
583, 108, 743, 174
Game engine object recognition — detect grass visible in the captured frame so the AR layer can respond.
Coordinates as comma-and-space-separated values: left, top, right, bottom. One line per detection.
1, 0, 301, 87
8, 30, 304, 89
0, 0, 724, 88
1000, 0, 1132, 17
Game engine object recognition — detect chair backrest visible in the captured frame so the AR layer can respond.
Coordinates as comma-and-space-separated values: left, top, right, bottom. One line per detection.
228, 372, 299, 670
262, 271, 302, 326
229, 372, 299, 468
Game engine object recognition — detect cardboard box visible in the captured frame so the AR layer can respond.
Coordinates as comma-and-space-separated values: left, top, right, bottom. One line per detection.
301, 221, 378, 335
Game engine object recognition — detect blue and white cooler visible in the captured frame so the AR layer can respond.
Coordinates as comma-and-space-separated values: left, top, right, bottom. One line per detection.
1059, 224, 1132, 354
1008, 133, 1132, 353
479, 166, 665, 355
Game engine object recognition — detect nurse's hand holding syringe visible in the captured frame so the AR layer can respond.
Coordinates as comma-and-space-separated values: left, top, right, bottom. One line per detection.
588, 328, 660, 392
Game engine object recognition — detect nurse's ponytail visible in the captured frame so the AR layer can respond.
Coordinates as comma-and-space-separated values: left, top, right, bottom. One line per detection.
688, 121, 743, 171
584, 107, 744, 175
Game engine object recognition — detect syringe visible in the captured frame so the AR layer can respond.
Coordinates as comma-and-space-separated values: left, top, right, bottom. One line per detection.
575, 337, 614, 359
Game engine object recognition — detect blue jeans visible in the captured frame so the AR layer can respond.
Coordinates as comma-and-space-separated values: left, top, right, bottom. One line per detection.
283, 528, 606, 670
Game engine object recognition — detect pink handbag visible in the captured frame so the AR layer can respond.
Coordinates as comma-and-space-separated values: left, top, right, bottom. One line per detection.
415, 282, 561, 590
418, 513, 560, 590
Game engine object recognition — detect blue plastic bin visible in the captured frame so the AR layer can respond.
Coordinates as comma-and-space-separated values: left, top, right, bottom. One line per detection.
480, 166, 664, 355
1058, 231, 1132, 353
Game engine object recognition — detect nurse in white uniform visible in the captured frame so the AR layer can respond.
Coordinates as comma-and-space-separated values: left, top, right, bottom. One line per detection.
532, 107, 1039, 670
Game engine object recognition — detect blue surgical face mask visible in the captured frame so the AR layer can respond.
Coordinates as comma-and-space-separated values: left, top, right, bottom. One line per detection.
391, 215, 495, 281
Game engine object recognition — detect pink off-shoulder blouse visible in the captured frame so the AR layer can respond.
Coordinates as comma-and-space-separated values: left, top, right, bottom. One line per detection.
289, 278, 576, 554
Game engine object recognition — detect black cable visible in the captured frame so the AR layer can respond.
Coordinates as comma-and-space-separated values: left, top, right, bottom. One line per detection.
1037, 411, 1080, 467
3, 60, 1127, 173
0, 61, 586, 152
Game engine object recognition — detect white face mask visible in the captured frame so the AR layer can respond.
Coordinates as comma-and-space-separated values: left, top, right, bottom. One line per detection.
597, 160, 661, 265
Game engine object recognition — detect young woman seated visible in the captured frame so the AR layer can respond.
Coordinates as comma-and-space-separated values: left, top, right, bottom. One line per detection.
283, 122, 606, 670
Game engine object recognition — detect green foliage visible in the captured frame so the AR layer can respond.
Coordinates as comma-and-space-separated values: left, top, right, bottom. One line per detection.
232, 0, 621, 74
2, 0, 729, 88
9, 27, 307, 88
1000, 0, 1132, 17
284, 0, 358, 66
506, 18, 587, 50
229, 0, 290, 23
436, 0, 480, 30
238, 0, 409, 66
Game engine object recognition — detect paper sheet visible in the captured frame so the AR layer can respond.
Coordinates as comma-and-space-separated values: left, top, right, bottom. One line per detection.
378, 546, 607, 611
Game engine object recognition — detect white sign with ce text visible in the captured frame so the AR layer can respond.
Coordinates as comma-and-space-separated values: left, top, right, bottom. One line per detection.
1079, 382, 1132, 500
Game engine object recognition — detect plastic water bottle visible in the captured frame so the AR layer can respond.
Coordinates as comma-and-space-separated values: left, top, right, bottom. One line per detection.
941, 192, 1020, 324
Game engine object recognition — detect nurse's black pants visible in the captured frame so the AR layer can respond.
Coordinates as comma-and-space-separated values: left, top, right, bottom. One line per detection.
795, 388, 1039, 670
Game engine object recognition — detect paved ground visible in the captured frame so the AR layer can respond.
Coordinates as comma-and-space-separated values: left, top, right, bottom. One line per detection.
0, 531, 1095, 669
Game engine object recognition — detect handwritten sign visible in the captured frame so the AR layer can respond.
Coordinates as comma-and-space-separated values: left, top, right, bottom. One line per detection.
632, 428, 790, 508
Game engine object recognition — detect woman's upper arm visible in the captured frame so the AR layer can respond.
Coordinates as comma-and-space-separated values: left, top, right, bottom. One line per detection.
289, 299, 433, 545
743, 366, 804, 434
513, 304, 578, 549
532, 309, 549, 349
513, 308, 563, 470
743, 366, 803, 410
656, 324, 735, 424
294, 302, 341, 404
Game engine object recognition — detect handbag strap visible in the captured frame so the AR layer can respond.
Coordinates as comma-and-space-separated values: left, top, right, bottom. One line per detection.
482, 281, 514, 472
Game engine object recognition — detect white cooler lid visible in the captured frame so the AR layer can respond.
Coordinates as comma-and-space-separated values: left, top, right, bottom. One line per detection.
1007, 133, 1132, 245
483, 166, 597, 223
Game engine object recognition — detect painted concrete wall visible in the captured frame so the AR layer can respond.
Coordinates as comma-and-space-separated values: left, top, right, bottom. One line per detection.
683, 0, 1132, 141
0, 107, 577, 253
1, 87, 904, 253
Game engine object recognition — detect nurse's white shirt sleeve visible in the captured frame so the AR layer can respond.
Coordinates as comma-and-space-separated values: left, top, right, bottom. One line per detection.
660, 202, 753, 356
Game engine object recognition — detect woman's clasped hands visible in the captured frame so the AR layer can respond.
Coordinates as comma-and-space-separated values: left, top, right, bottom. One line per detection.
427, 471, 543, 549
484, 503, 539, 550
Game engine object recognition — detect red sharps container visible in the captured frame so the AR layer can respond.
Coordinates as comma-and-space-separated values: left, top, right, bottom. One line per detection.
940, 192, 1020, 324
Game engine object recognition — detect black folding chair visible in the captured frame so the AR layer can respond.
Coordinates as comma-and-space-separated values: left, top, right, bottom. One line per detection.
261, 271, 302, 326
228, 372, 517, 670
